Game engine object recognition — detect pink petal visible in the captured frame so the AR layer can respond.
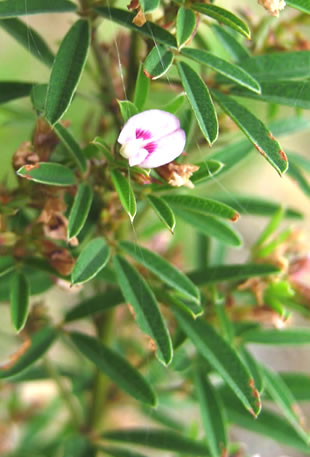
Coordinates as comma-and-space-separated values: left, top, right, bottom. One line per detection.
128, 148, 149, 167
118, 109, 181, 145
139, 128, 186, 168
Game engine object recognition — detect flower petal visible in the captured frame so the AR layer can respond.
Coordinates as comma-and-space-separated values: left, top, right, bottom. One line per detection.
128, 148, 149, 167
118, 109, 181, 145
139, 128, 186, 168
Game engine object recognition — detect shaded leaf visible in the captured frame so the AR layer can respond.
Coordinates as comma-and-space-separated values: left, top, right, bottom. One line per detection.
286, 0, 310, 13
111, 169, 136, 222
71, 237, 110, 285
178, 61, 218, 145
113, 254, 172, 365
70, 331, 156, 406
212, 89, 288, 175
287, 157, 310, 197
10, 272, 30, 332
120, 241, 200, 304
68, 183, 93, 240
97, 445, 149, 457
54, 123, 87, 173
279, 372, 310, 402
0, 81, 32, 104
144, 45, 173, 80
212, 24, 250, 61
162, 93, 186, 114
0, 256, 15, 277
176, 7, 197, 48
31, 83, 47, 113
45, 19, 90, 125
239, 348, 264, 394
134, 64, 150, 111
118, 100, 139, 123
191, 159, 224, 184
0, 0, 76, 17
140, 0, 160, 13
147, 195, 176, 232
17, 162, 76, 186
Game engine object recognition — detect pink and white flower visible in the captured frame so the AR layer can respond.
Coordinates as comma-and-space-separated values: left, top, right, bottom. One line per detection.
118, 109, 186, 168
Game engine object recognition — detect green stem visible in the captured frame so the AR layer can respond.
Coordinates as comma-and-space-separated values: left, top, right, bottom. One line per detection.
43, 358, 81, 429
87, 309, 115, 432
126, 31, 139, 101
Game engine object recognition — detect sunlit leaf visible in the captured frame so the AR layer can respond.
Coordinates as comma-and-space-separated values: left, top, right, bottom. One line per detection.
10, 272, 30, 332
147, 195, 176, 232
134, 64, 150, 110
17, 162, 76, 186
118, 100, 139, 123
144, 45, 173, 80
111, 169, 136, 222
176, 7, 197, 48
286, 0, 310, 13
241, 328, 310, 345
212, 24, 250, 61
67, 183, 93, 240
0, 0, 76, 17
71, 237, 110, 285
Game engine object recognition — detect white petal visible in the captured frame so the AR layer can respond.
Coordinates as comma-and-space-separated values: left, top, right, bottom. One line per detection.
118, 109, 181, 145
128, 148, 149, 167
139, 128, 186, 168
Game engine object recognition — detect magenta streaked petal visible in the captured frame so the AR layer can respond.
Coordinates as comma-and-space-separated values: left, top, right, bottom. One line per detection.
139, 128, 186, 168
135, 129, 152, 140
118, 109, 181, 145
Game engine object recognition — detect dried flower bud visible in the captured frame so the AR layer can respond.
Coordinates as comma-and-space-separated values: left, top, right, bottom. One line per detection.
258, 0, 286, 16
118, 110, 186, 168
42, 240, 75, 276
39, 198, 78, 246
12, 141, 39, 170
32, 118, 60, 161
157, 162, 199, 188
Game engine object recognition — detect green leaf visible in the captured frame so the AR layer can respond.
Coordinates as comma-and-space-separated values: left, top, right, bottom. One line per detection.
144, 45, 173, 80
216, 194, 303, 219
212, 24, 250, 62
10, 272, 30, 332
240, 51, 310, 81
288, 151, 310, 174
147, 195, 176, 232
241, 328, 310, 345
262, 364, 309, 444
45, 19, 90, 125
0, 256, 15, 277
65, 289, 124, 322
134, 64, 150, 111
286, 0, 310, 13
70, 331, 156, 406
0, 327, 57, 379
102, 428, 210, 456
67, 183, 93, 240
111, 169, 136, 222
279, 372, 310, 402
254, 206, 285, 248
182, 48, 260, 93
172, 305, 261, 416
162, 93, 186, 114
71, 237, 110, 285
31, 83, 48, 113
188, 263, 280, 285
113, 255, 173, 365
287, 157, 310, 197
191, 160, 224, 184
0, 0, 76, 17
53, 123, 87, 173
239, 348, 264, 394
119, 241, 200, 304
212, 89, 288, 176
118, 100, 139, 123
232, 80, 310, 109
174, 208, 242, 246
97, 445, 148, 457
163, 195, 239, 221
157, 291, 203, 319
194, 370, 228, 457
95, 7, 177, 49
0, 18, 54, 67
176, 7, 197, 49
177, 61, 218, 145
17, 162, 76, 186
140, 0, 160, 13
192, 3, 251, 38
0, 81, 32, 104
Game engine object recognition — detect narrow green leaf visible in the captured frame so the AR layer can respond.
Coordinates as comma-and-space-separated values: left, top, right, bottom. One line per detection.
134, 64, 150, 110
102, 428, 210, 456
142, 406, 185, 431
288, 151, 310, 174
262, 364, 309, 443
119, 241, 200, 304
10, 272, 30, 332
287, 159, 310, 197
232, 80, 310, 109
208, 139, 253, 178
156, 290, 203, 318
212, 89, 288, 175
162, 93, 186, 114
279, 372, 310, 402
0, 18, 54, 67
144, 45, 173, 80
45, 19, 90, 125
286, 0, 310, 13
0, 0, 76, 17
0, 327, 57, 379
239, 348, 264, 394
242, 328, 310, 345
0, 81, 32, 104
178, 61, 218, 145
0, 256, 15, 277
194, 370, 228, 457
54, 123, 87, 173
182, 48, 260, 93
97, 445, 148, 457
140, 0, 160, 13
111, 169, 136, 222
147, 195, 176, 232
17, 162, 76, 186
68, 183, 93, 240
254, 206, 285, 248
191, 160, 224, 184
192, 3, 251, 38
95, 7, 177, 49
163, 195, 239, 221
71, 237, 110, 285
212, 24, 250, 62
174, 208, 242, 246
176, 7, 197, 48
113, 255, 172, 365
70, 331, 156, 406
118, 100, 139, 123
188, 263, 280, 285
172, 305, 261, 416
216, 194, 303, 219
31, 83, 47, 113
65, 289, 124, 322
